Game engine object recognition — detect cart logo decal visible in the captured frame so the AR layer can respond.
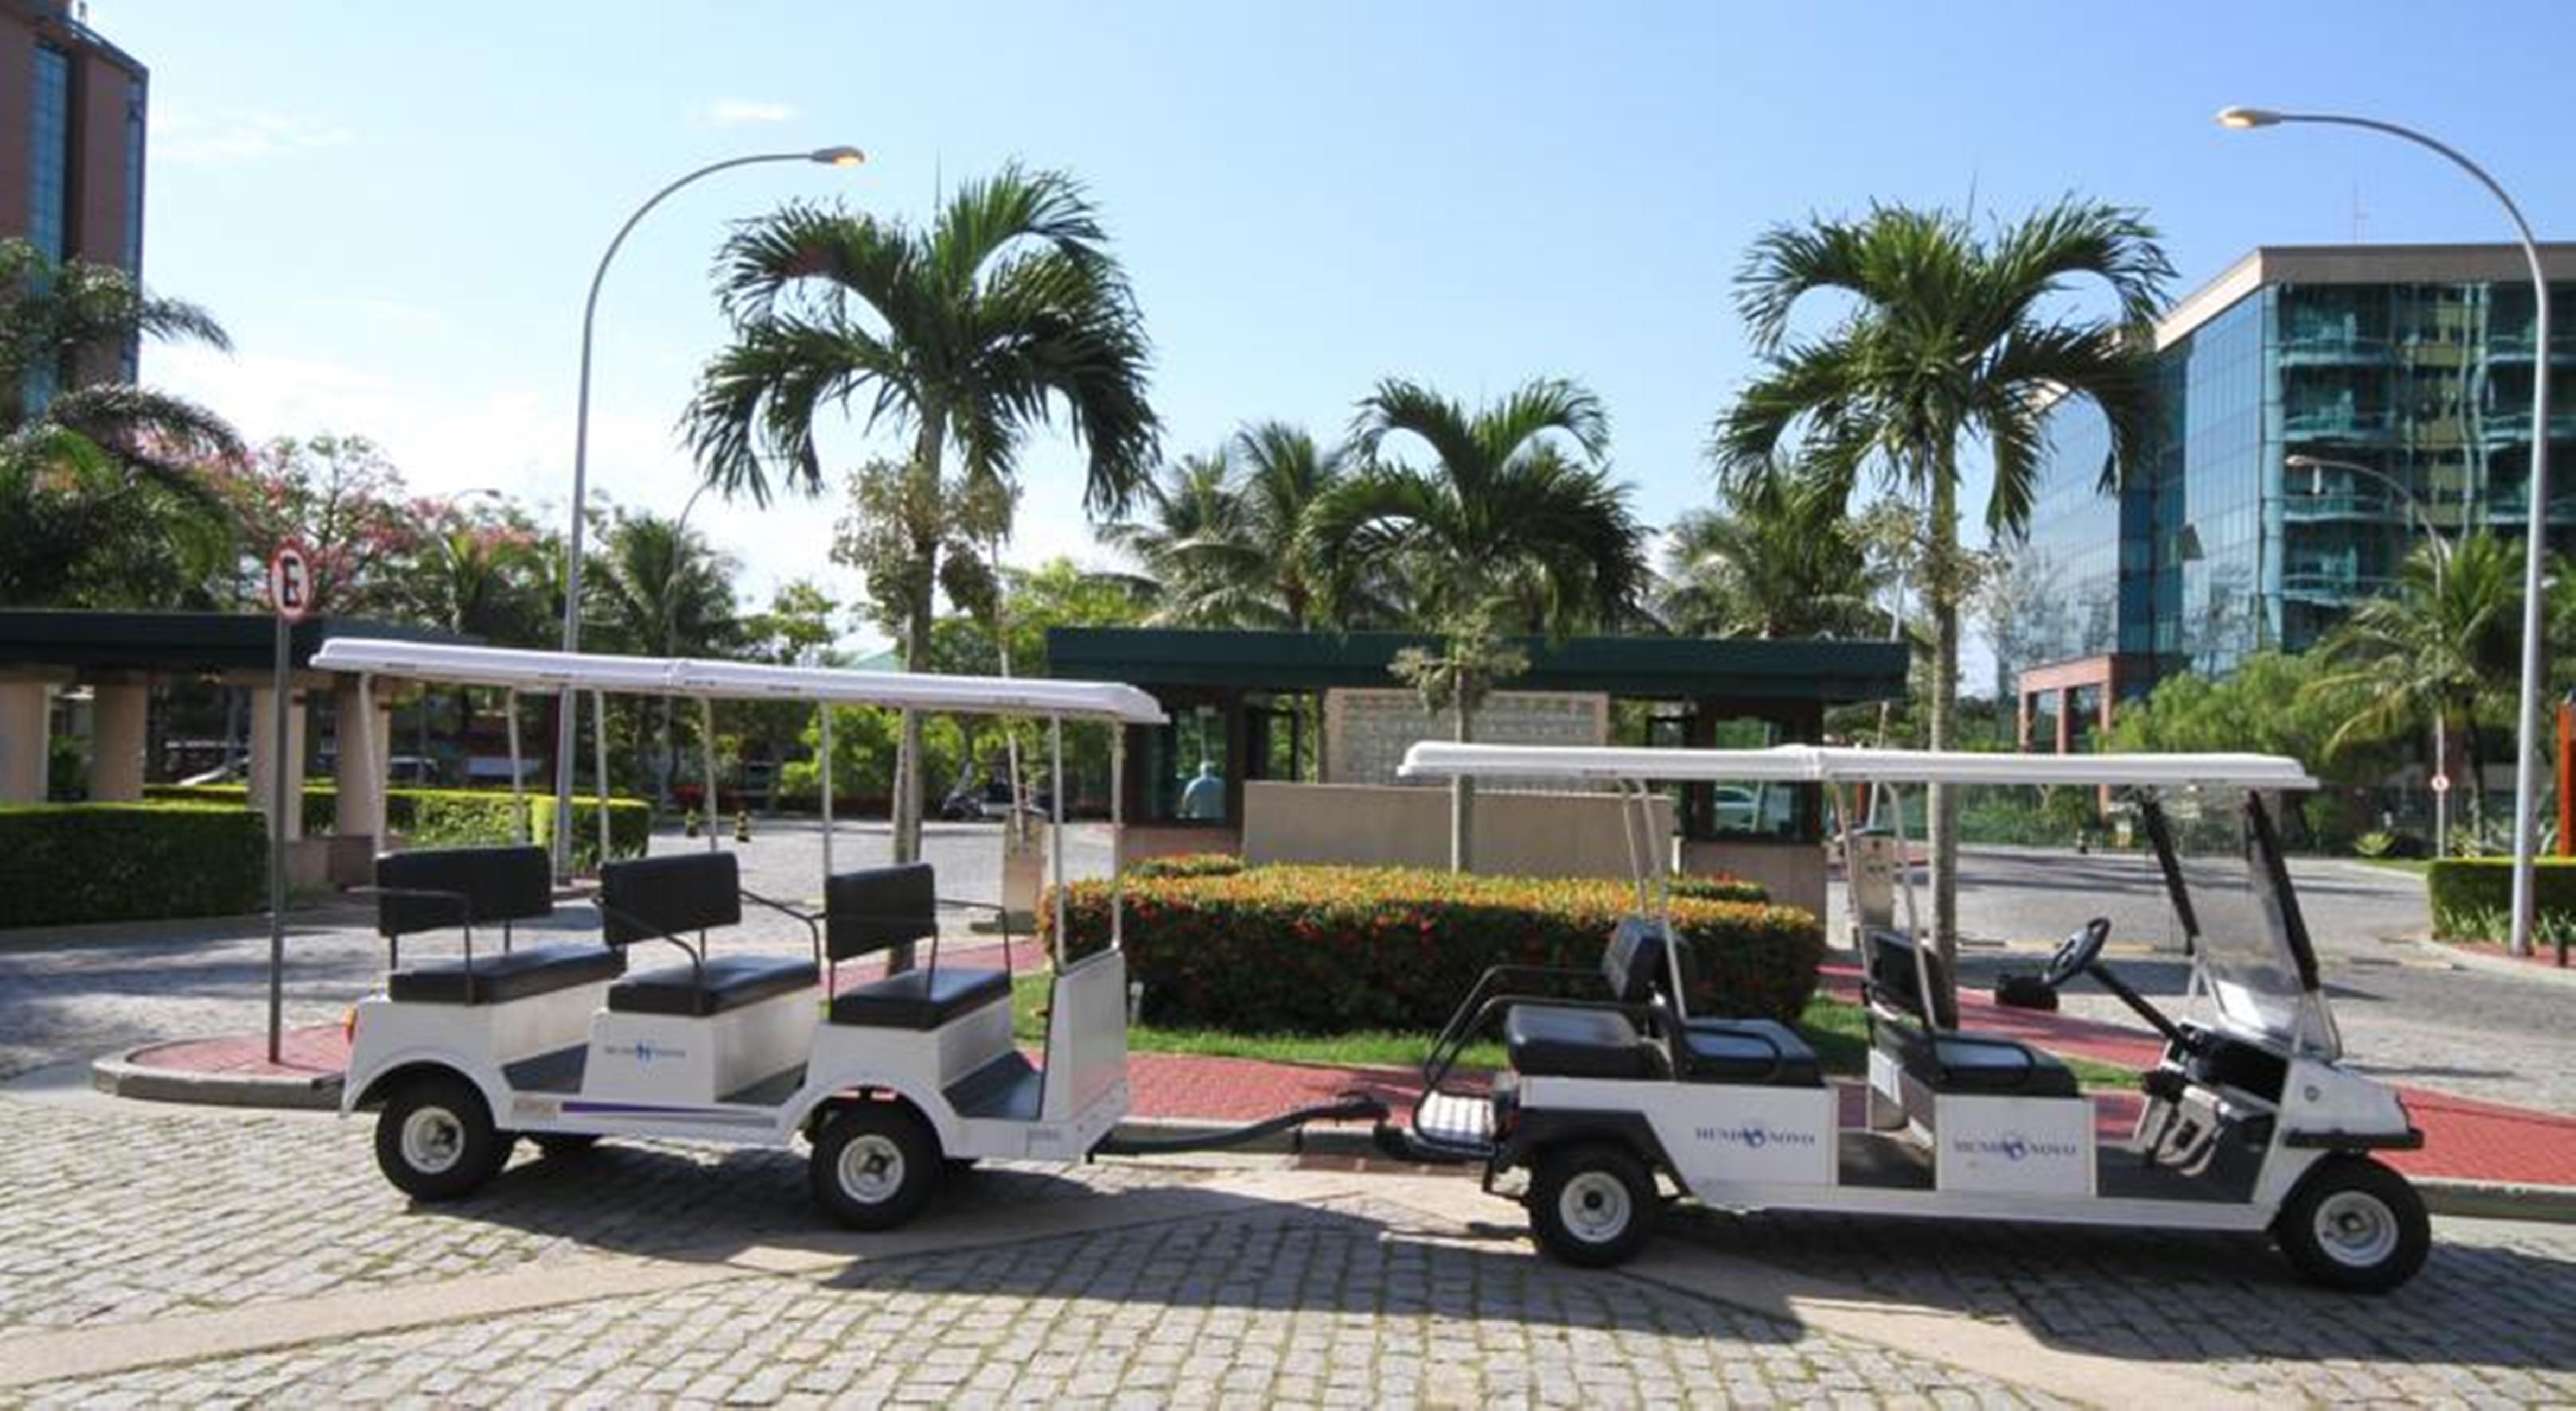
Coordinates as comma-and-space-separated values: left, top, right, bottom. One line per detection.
1949, 1131, 2080, 1164
511, 1096, 562, 1122
1697, 1125, 1818, 1151
604, 1040, 687, 1065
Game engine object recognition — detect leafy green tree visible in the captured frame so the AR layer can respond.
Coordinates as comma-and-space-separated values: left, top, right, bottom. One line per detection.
1310, 376, 1646, 866
1714, 199, 2171, 970
2307, 533, 2522, 838
687, 165, 1159, 875
1657, 473, 1887, 638
0, 238, 243, 606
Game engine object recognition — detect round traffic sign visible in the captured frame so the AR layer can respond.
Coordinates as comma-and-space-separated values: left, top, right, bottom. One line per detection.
267, 542, 313, 622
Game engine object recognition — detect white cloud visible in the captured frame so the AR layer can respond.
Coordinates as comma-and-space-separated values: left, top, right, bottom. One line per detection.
151, 107, 355, 166
701, 98, 795, 128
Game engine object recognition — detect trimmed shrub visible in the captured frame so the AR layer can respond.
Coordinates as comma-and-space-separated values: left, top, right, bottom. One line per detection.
1128, 853, 1245, 880
0, 803, 265, 927
1667, 873, 1768, 905
1042, 864, 1822, 1033
2427, 857, 2576, 939
142, 783, 652, 867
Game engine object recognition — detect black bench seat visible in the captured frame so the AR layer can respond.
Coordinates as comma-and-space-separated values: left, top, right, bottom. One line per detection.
389, 942, 623, 1006
1504, 1006, 1661, 1081
609, 955, 819, 1018
1676, 1019, 1823, 1087
828, 965, 1011, 1031
1893, 1026, 2078, 1097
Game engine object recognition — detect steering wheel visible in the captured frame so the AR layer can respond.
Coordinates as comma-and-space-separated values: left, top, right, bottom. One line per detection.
2042, 916, 2114, 989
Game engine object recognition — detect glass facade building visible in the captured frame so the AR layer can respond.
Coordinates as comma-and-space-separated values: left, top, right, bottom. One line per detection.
5, 0, 151, 412
2016, 245, 2576, 693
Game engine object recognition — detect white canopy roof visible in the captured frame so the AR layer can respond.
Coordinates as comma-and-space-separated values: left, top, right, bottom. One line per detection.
1397, 741, 2317, 790
312, 638, 1168, 724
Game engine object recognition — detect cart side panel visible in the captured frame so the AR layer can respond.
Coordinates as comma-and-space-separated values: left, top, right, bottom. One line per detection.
1042, 949, 1128, 1124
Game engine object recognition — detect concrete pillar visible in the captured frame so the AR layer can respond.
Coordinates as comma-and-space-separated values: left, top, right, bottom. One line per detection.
332, 681, 390, 844
247, 685, 308, 840
0, 682, 49, 803
90, 683, 149, 802
2052, 687, 2074, 755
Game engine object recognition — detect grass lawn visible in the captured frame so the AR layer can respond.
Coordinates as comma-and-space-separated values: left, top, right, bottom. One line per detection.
2354, 857, 2434, 876
1011, 973, 2140, 1089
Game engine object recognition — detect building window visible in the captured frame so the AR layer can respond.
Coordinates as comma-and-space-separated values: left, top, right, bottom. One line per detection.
27, 44, 71, 259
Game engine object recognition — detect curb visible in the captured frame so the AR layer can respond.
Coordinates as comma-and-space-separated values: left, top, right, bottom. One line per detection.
2409, 936, 2576, 990
2415, 1176, 2576, 1225
91, 1046, 343, 1112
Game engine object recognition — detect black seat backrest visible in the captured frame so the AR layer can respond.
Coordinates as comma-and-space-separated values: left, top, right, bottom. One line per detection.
1864, 929, 1959, 1030
1603, 916, 1697, 1007
825, 863, 936, 962
600, 851, 741, 945
375, 846, 552, 938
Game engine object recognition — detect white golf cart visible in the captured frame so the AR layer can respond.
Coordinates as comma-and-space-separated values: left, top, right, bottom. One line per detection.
314, 638, 1374, 1230
1379, 743, 2431, 1293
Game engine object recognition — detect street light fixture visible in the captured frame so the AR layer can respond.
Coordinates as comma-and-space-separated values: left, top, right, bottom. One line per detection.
552, 145, 865, 876
2219, 106, 2554, 957
2285, 453, 2456, 855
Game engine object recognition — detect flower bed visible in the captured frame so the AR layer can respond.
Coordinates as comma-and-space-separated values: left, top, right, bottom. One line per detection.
1043, 863, 1820, 1033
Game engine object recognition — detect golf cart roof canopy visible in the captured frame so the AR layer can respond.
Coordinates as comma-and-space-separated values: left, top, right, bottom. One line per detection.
1396, 742, 2318, 791
311, 638, 1169, 724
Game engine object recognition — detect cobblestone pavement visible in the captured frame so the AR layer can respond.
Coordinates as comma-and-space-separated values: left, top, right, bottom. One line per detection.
0, 821, 1110, 1081
5, 1094, 2575, 1406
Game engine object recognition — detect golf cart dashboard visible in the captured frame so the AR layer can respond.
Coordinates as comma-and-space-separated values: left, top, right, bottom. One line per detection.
2170, 1022, 2288, 1105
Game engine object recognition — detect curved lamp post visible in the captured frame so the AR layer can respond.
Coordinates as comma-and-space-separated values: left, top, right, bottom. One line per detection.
2220, 107, 2553, 956
552, 145, 864, 876
2285, 453, 2454, 855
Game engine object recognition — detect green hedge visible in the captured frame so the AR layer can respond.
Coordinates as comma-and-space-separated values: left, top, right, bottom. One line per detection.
1041, 864, 1822, 1034
2427, 858, 2576, 939
0, 804, 265, 927
1128, 853, 1245, 880
142, 784, 652, 868
1667, 874, 1769, 904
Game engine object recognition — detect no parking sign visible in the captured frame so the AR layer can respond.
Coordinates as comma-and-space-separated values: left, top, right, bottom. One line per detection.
266, 542, 311, 621
263, 539, 309, 1063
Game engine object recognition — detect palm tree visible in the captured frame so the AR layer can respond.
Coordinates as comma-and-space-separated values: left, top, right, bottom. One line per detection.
1714, 200, 2171, 972
2309, 533, 2522, 837
1309, 376, 1647, 865
686, 164, 1159, 870
588, 512, 739, 804
1657, 475, 1887, 638
0, 238, 243, 606
1102, 447, 1258, 626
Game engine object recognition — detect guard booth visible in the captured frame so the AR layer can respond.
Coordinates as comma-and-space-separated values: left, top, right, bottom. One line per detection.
1046, 628, 1908, 916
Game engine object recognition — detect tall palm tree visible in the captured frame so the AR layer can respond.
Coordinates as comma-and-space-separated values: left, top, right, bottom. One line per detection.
1310, 376, 1647, 865
1713, 200, 2171, 971
1101, 447, 1259, 626
2309, 533, 2522, 836
588, 513, 738, 803
686, 164, 1158, 870
1657, 475, 1887, 639
0, 238, 243, 606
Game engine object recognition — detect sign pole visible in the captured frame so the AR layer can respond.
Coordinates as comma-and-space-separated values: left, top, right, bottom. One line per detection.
267, 609, 289, 1064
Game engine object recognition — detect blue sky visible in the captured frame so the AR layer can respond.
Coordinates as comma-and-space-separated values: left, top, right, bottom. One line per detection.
105, 0, 2576, 660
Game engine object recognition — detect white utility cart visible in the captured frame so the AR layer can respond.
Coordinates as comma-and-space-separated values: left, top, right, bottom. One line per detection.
1377, 743, 2431, 1293
315, 638, 1374, 1231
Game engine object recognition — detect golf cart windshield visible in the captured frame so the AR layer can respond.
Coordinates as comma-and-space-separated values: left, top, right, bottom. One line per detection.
2141, 790, 2339, 1059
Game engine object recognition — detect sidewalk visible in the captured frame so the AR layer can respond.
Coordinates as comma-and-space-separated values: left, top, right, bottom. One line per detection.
95, 956, 2576, 1204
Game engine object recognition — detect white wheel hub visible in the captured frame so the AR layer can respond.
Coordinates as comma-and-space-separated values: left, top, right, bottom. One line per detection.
837, 1133, 906, 1204
2314, 1189, 2399, 1268
1559, 1170, 1633, 1244
400, 1106, 466, 1175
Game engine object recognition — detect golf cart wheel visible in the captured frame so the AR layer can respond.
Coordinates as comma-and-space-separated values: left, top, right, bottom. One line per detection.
2273, 1155, 2430, 1293
1528, 1141, 1659, 1268
373, 1072, 509, 1201
810, 1102, 942, 1231
532, 1133, 602, 1159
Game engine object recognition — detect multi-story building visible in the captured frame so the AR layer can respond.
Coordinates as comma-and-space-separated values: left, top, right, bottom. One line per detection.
2, 0, 149, 407
2012, 243, 2576, 749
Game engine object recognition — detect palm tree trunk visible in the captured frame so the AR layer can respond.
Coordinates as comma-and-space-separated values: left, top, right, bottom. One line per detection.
1450, 687, 1474, 871
1925, 467, 1962, 987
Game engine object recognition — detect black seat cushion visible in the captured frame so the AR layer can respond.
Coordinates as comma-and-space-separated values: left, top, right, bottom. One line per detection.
825, 863, 937, 962
599, 852, 743, 947
607, 954, 818, 1018
1504, 1005, 1661, 1081
388, 942, 622, 1006
1676, 1018, 1823, 1087
827, 966, 1011, 1030
375, 845, 553, 938
1894, 1025, 2080, 1097
1865, 929, 1961, 1029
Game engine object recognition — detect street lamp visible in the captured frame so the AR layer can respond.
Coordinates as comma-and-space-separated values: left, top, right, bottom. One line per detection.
552, 145, 864, 876
2286, 453, 2455, 854
2219, 106, 2554, 956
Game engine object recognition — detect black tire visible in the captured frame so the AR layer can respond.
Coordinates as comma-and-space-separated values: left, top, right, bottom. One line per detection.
374, 1072, 509, 1201
1527, 1141, 1659, 1268
809, 1102, 943, 1231
532, 1133, 602, 1159
2272, 1154, 2431, 1293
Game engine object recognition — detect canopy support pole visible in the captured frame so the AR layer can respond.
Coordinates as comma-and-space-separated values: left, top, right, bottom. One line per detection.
356, 673, 382, 847
1110, 726, 1126, 954
820, 704, 835, 881
592, 689, 610, 866
700, 697, 719, 854
1049, 715, 1068, 970
505, 688, 527, 844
